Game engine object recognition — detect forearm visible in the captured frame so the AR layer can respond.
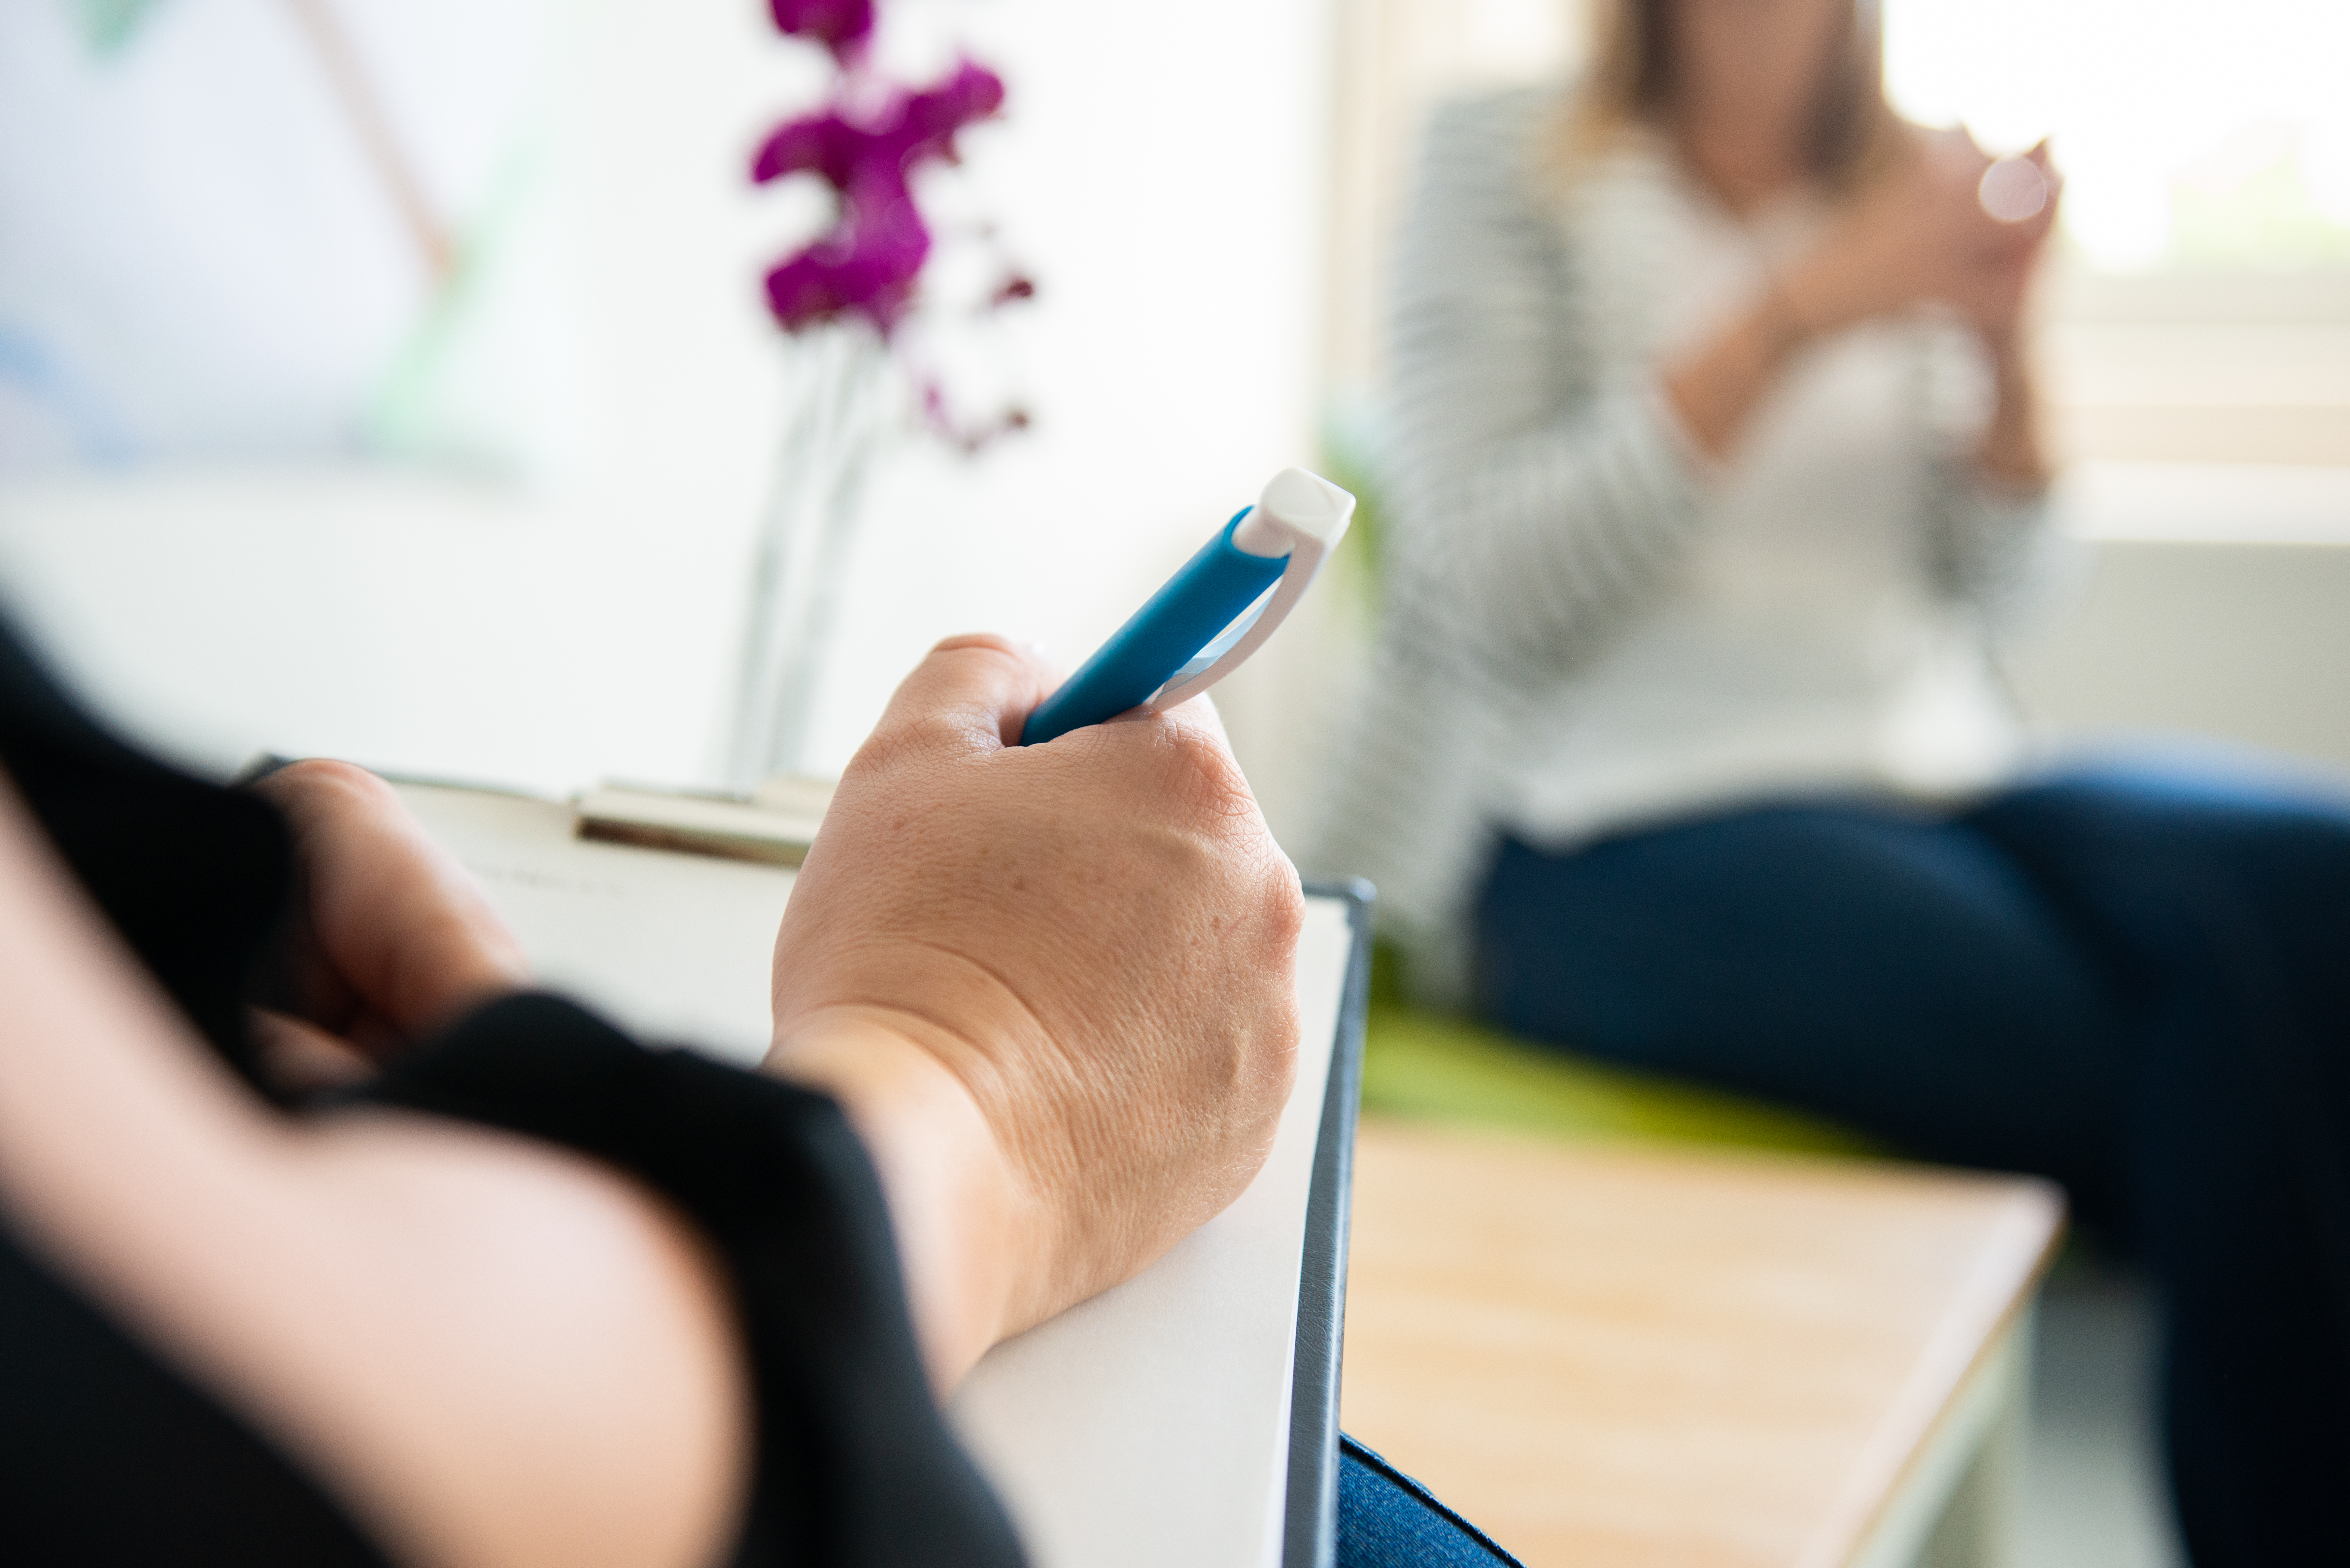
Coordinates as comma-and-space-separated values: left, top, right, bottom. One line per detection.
0, 784, 748, 1568
1664, 225, 1915, 461
1973, 338, 2050, 491
1661, 285, 1811, 458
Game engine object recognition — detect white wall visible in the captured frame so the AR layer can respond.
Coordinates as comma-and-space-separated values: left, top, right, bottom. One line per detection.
0, 0, 1333, 799
2008, 463, 2350, 780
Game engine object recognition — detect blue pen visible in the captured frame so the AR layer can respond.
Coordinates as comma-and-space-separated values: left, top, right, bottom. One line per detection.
1020, 467, 1356, 746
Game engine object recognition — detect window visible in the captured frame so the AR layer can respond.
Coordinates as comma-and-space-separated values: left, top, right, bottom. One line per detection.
1886, 0, 2350, 473
1885, 0, 2350, 273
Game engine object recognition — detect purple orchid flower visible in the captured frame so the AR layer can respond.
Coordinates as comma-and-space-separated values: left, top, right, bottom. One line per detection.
752, 60, 1006, 336
752, 8, 1029, 447
768, 0, 874, 65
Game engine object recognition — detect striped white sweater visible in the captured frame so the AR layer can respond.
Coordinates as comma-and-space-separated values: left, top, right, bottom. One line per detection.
1311, 88, 2054, 1005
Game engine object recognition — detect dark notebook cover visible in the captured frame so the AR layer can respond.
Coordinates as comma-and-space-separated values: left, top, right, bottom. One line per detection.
1284, 881, 1374, 1568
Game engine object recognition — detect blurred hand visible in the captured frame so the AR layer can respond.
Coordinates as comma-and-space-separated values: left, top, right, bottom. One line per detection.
250, 760, 529, 1085
1953, 139, 2062, 353
765, 634, 1303, 1381
1783, 127, 2057, 344
1666, 129, 2059, 457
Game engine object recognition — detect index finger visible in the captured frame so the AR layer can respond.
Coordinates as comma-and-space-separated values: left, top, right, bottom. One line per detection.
1079, 690, 1267, 829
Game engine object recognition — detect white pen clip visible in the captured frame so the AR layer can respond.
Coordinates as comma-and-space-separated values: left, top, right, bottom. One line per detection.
1148, 467, 1356, 712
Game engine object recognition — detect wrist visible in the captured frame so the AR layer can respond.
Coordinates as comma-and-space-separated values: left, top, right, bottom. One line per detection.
1758, 268, 1819, 355
1664, 278, 1816, 461
1977, 340, 2047, 489
763, 1007, 1039, 1389
1987, 334, 2033, 397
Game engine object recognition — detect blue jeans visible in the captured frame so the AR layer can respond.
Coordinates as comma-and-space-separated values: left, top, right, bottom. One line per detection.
1338, 1434, 1522, 1566
1472, 760, 2350, 1568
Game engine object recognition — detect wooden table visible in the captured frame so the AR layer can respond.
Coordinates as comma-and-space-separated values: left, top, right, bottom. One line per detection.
1340, 1120, 2064, 1568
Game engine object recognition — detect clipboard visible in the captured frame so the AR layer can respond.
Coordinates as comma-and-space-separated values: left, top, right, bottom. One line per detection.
387, 781, 1369, 1568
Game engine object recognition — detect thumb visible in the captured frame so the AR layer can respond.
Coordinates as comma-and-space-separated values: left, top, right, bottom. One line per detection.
872, 634, 1059, 753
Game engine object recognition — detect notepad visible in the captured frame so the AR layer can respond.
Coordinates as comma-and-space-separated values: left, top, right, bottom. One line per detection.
389, 781, 1367, 1568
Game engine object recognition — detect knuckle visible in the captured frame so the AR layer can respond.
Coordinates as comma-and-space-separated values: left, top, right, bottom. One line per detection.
1262, 870, 1306, 948
930, 631, 1021, 660
1158, 723, 1253, 824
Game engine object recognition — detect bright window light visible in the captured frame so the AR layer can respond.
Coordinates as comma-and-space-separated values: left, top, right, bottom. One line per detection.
1883, 0, 2350, 272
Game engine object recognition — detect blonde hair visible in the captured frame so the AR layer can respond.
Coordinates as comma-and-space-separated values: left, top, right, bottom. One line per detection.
1564, 0, 1901, 189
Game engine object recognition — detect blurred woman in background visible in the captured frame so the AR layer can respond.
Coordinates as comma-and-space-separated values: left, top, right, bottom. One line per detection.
1319, 0, 2350, 1560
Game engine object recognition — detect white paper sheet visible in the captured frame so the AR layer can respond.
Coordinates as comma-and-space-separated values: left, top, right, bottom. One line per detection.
395, 781, 791, 1064
392, 782, 1353, 1568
